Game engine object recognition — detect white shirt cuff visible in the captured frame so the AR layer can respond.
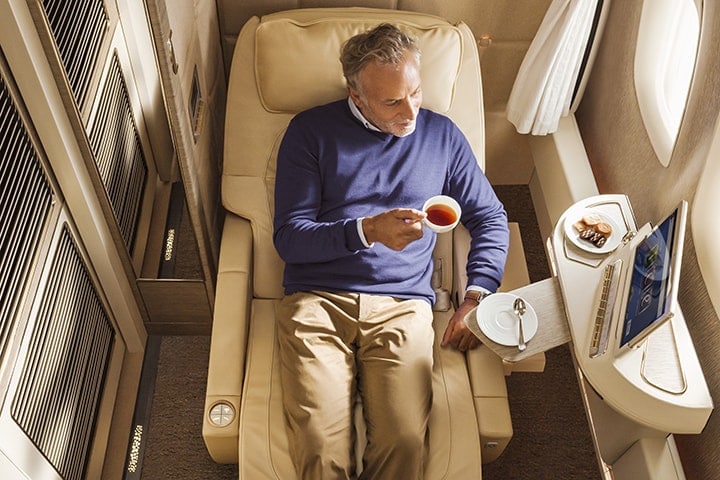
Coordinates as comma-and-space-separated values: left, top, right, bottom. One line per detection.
466, 286, 491, 295
357, 218, 374, 248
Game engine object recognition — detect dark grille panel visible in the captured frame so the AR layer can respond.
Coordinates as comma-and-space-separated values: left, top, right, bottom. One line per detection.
89, 51, 147, 251
0, 71, 53, 365
40, 0, 108, 109
11, 225, 114, 480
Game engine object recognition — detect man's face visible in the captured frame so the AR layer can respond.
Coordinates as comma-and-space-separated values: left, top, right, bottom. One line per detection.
349, 52, 422, 137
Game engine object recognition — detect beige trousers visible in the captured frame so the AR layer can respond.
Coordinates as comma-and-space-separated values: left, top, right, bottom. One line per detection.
277, 291, 435, 480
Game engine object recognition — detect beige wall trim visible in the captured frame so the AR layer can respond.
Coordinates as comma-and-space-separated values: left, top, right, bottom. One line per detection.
529, 114, 599, 240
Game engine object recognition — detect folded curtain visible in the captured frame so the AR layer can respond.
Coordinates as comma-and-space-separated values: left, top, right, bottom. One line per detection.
506, 0, 600, 135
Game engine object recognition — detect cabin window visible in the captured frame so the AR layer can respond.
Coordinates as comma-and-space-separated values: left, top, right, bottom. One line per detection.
693, 115, 720, 320
635, 0, 700, 167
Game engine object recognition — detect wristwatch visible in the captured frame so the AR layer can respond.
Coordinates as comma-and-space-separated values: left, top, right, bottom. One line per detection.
464, 290, 490, 304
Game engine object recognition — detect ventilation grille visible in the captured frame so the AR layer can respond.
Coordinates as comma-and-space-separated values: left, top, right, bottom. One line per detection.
89, 51, 147, 251
11, 225, 114, 480
0, 71, 54, 365
40, 0, 109, 109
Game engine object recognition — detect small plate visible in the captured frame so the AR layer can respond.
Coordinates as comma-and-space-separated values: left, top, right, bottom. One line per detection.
476, 293, 538, 346
563, 209, 623, 254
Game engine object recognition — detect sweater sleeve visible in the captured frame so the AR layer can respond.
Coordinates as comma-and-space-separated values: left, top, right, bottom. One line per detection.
446, 125, 510, 292
273, 116, 368, 264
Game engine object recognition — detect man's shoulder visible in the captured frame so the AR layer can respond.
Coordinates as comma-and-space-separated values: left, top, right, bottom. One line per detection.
296, 99, 347, 120
418, 108, 458, 130
286, 100, 350, 134
420, 107, 454, 122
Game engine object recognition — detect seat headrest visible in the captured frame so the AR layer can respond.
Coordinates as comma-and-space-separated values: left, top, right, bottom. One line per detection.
254, 8, 463, 113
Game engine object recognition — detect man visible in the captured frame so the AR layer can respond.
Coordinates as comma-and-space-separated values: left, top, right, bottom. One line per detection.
273, 23, 509, 479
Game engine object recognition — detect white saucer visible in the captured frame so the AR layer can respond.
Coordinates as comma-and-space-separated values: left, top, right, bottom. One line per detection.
476, 293, 538, 346
563, 208, 623, 254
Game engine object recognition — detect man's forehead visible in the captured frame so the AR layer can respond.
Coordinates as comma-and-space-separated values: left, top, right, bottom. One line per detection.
358, 57, 420, 87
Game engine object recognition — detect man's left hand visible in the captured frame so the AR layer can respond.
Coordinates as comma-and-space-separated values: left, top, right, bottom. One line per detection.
441, 299, 481, 352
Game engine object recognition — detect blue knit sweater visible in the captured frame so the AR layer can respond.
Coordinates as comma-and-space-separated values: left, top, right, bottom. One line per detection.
273, 99, 509, 304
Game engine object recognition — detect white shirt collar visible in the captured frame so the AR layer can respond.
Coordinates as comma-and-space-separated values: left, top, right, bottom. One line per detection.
347, 97, 381, 132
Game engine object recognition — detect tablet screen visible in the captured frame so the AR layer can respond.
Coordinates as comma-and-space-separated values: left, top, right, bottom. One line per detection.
620, 206, 682, 347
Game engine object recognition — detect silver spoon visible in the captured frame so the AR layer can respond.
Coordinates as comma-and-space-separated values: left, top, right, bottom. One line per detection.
513, 297, 527, 351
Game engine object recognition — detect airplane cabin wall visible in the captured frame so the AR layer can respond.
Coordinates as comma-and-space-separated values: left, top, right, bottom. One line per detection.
575, 0, 720, 477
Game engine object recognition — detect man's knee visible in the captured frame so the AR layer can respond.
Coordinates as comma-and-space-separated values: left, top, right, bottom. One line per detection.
291, 429, 355, 479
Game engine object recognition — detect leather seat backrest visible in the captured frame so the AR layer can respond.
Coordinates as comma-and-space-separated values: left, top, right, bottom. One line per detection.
222, 7, 485, 299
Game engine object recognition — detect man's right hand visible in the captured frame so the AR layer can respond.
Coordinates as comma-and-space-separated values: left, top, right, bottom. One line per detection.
362, 208, 427, 251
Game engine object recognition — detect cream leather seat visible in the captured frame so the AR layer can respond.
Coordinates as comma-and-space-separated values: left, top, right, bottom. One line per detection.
202, 7, 517, 478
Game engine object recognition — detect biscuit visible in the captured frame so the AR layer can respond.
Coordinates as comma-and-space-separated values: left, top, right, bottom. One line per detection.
573, 220, 587, 233
595, 222, 613, 235
582, 214, 602, 226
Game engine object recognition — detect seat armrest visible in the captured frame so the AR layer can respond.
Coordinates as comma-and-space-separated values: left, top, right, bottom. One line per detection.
203, 214, 254, 463
453, 221, 520, 462
466, 345, 513, 463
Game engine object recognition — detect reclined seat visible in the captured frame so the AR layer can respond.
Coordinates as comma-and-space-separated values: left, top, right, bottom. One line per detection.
202, 7, 519, 478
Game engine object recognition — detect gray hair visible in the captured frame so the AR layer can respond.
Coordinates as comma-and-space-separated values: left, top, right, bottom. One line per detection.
340, 23, 421, 90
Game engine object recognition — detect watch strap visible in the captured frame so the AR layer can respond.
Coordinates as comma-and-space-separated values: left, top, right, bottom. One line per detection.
464, 290, 490, 304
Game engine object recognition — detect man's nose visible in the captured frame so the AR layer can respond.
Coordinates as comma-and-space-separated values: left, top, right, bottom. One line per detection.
398, 97, 418, 119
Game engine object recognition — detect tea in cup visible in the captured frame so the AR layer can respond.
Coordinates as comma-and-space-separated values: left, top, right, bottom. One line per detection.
422, 195, 461, 233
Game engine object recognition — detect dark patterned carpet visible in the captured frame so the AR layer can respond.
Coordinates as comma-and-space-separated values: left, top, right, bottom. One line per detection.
138, 185, 600, 479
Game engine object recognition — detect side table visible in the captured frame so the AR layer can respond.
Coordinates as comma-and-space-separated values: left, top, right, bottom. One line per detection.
465, 277, 571, 362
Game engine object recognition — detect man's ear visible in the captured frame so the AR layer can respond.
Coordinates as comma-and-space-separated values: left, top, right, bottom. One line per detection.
348, 86, 362, 107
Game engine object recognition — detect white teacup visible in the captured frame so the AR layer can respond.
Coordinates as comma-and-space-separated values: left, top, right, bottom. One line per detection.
422, 195, 461, 233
